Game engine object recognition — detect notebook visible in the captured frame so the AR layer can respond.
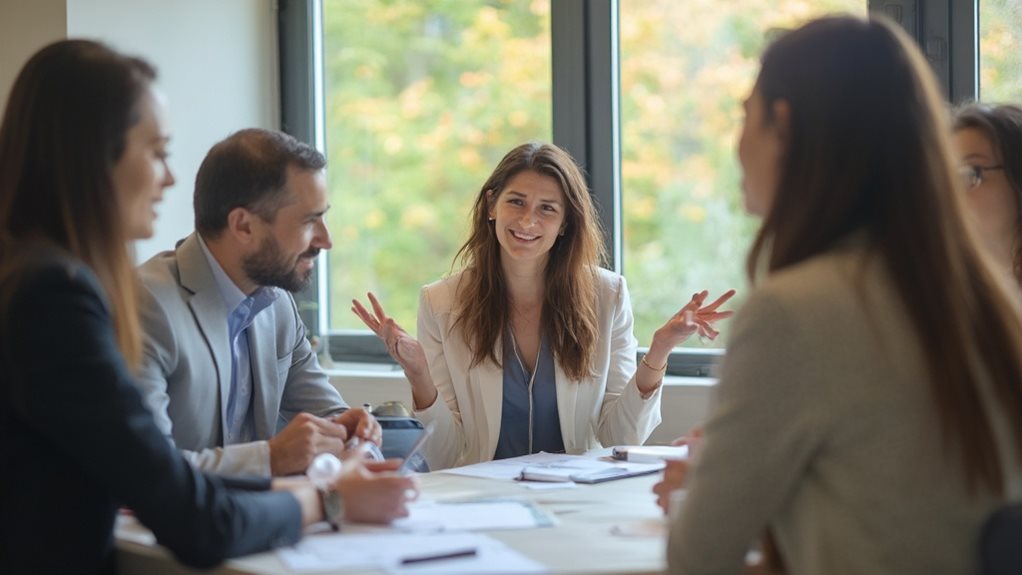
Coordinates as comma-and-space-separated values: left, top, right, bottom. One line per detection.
518, 457, 664, 484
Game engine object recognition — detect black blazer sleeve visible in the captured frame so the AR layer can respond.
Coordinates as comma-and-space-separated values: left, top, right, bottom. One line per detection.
2, 260, 302, 570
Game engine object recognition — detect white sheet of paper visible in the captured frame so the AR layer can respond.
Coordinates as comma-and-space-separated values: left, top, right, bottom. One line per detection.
277, 532, 547, 574
393, 500, 549, 531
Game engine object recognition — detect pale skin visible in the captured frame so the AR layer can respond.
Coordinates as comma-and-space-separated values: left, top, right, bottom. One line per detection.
351, 170, 735, 410
267, 409, 382, 476
953, 127, 1019, 274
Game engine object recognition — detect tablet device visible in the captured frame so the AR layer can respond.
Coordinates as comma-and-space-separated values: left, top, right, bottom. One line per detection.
397, 421, 435, 474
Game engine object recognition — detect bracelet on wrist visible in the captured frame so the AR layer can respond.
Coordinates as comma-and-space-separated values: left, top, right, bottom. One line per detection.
641, 354, 668, 372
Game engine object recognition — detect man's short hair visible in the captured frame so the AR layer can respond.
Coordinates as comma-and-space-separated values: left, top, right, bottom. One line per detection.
194, 128, 326, 238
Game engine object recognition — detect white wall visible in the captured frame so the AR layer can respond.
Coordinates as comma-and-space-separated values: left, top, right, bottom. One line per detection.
0, 0, 280, 263
67, 0, 280, 262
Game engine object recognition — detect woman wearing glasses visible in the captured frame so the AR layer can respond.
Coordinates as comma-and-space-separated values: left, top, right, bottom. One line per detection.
953, 103, 1022, 285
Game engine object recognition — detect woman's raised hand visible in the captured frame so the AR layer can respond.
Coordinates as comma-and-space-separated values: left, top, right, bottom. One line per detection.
351, 293, 429, 381
655, 289, 736, 349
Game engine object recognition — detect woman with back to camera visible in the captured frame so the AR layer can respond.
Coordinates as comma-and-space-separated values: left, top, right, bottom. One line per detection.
665, 16, 1022, 575
353, 142, 734, 470
953, 103, 1022, 286
0, 40, 414, 574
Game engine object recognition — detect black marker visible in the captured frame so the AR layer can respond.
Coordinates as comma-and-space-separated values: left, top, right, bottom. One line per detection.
399, 547, 478, 565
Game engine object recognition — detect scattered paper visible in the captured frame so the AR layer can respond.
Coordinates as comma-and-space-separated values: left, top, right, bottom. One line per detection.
278, 532, 548, 574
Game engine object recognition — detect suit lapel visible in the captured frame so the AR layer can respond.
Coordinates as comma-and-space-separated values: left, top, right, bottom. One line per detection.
177, 234, 233, 440
477, 337, 505, 460
555, 361, 580, 452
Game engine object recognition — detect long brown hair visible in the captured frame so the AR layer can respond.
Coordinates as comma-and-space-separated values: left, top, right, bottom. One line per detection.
451, 142, 607, 380
0, 40, 156, 370
953, 102, 1022, 284
747, 16, 1022, 495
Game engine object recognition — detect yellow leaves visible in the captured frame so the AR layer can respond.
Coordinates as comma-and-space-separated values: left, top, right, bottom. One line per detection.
463, 6, 510, 43
631, 195, 658, 219
365, 209, 385, 230
459, 71, 491, 88
679, 204, 707, 224
383, 135, 404, 155
508, 110, 530, 128
458, 147, 483, 169
400, 79, 433, 119
401, 205, 437, 230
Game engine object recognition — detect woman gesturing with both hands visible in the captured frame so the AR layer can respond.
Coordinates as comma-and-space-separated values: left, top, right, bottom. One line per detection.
353, 142, 734, 471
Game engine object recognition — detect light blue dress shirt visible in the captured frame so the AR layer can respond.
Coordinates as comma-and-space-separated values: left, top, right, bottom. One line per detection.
197, 238, 279, 446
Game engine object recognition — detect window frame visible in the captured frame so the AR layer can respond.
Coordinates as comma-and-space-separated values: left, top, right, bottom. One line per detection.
279, 0, 978, 377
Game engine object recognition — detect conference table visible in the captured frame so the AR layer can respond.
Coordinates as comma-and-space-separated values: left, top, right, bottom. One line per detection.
115, 464, 670, 575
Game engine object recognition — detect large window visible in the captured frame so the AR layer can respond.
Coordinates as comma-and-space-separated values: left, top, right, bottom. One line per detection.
618, 0, 866, 346
322, 0, 552, 334
979, 0, 1022, 101
287, 0, 989, 370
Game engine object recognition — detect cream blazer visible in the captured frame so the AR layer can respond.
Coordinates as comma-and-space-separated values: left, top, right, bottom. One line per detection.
414, 267, 662, 470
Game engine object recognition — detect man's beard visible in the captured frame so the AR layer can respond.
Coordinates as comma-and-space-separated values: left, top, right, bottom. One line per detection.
243, 235, 318, 293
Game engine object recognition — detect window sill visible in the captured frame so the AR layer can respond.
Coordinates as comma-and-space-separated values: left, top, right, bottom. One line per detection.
323, 361, 716, 443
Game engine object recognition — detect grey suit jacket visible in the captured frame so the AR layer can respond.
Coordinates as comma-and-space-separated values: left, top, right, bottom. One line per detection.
136, 232, 346, 476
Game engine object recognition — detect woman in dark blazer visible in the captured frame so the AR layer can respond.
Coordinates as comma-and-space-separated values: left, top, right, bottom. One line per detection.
0, 40, 413, 574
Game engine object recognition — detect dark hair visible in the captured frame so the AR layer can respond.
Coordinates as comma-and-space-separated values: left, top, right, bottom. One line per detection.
953, 102, 1022, 284
194, 128, 326, 237
748, 15, 1022, 495
0, 39, 156, 369
452, 142, 606, 381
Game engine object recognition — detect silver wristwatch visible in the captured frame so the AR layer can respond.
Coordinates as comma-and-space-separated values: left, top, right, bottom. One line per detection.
319, 487, 344, 531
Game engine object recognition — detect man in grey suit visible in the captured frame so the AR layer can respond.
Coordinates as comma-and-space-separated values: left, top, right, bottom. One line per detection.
137, 128, 380, 477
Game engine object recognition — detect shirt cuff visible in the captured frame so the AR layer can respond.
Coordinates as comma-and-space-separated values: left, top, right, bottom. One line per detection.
255, 440, 272, 477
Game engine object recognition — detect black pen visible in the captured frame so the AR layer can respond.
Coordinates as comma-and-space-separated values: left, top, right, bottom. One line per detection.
399, 547, 478, 565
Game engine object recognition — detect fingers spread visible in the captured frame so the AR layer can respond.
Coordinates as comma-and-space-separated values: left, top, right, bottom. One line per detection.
701, 289, 737, 312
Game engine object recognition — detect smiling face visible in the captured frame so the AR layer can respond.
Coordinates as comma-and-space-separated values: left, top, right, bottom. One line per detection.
487, 169, 566, 270
242, 165, 332, 292
111, 88, 175, 240
954, 127, 1019, 268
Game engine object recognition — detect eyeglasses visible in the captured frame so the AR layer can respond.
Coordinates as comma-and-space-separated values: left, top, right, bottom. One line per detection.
959, 164, 1005, 190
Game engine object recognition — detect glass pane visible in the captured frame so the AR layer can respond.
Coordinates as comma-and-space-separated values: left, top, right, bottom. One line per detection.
619, 1, 866, 347
979, 0, 1022, 101
322, 0, 552, 333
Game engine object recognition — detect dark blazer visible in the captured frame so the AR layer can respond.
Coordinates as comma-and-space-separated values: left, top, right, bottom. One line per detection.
0, 246, 302, 575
